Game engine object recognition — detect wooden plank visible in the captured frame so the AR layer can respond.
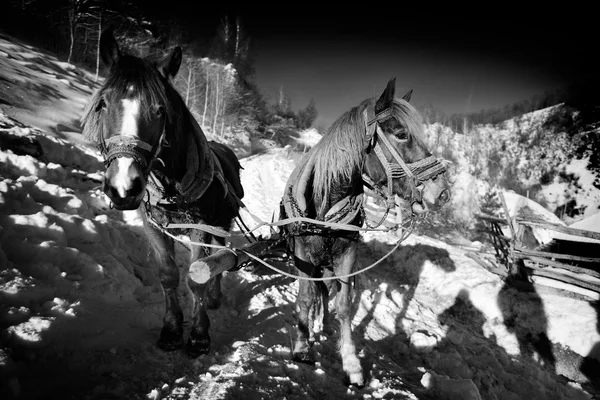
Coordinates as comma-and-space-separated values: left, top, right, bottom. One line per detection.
525, 267, 600, 294
498, 192, 516, 238
516, 218, 600, 241
530, 276, 600, 301
466, 252, 507, 277
514, 246, 600, 269
473, 212, 508, 225
522, 258, 600, 282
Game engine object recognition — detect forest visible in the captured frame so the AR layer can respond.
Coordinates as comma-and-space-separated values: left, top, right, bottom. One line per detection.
2, 0, 597, 140
1, 0, 318, 142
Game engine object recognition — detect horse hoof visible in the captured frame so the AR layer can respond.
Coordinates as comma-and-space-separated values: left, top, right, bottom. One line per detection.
157, 328, 183, 351
157, 337, 183, 352
185, 336, 211, 357
292, 352, 315, 365
343, 374, 365, 389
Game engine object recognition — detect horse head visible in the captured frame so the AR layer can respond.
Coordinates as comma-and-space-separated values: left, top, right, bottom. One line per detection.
362, 78, 451, 216
82, 30, 182, 210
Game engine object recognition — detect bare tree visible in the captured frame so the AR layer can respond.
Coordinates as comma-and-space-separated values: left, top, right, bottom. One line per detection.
203, 66, 209, 129
65, 0, 92, 64
213, 70, 220, 134
95, 9, 101, 81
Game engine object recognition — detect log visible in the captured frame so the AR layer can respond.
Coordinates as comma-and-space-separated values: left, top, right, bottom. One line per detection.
189, 240, 275, 284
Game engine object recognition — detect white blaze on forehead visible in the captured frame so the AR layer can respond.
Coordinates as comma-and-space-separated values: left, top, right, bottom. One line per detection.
113, 157, 136, 198
120, 98, 140, 137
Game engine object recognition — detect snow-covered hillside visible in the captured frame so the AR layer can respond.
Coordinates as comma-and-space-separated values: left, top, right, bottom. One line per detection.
1, 31, 599, 400
423, 108, 600, 227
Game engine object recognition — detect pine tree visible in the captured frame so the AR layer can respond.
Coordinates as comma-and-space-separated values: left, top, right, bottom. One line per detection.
297, 98, 318, 129
480, 186, 502, 216
474, 186, 502, 239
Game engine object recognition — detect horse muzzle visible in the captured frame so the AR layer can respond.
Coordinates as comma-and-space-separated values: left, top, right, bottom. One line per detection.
411, 187, 450, 215
103, 157, 147, 210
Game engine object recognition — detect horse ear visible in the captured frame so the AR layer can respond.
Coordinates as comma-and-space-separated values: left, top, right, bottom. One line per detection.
402, 89, 413, 103
375, 77, 396, 114
159, 47, 183, 79
100, 30, 121, 67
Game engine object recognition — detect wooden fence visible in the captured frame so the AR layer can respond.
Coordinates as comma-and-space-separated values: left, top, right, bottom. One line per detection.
468, 193, 600, 300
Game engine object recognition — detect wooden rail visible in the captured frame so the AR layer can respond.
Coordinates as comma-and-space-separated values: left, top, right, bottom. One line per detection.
471, 192, 600, 300
515, 218, 600, 242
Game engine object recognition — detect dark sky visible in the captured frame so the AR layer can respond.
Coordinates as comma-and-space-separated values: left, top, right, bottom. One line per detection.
164, 4, 595, 129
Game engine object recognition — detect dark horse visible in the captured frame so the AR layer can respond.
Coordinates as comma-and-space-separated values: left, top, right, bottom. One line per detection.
81, 31, 244, 356
281, 78, 451, 386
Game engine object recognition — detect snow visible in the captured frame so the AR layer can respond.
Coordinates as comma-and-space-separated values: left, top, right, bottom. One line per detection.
571, 213, 600, 234
558, 212, 600, 245
501, 190, 566, 245
292, 128, 322, 148
423, 108, 600, 225
0, 31, 599, 400
541, 157, 600, 220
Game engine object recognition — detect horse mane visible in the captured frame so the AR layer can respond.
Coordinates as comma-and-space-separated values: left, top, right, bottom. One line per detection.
310, 96, 425, 207
81, 54, 182, 146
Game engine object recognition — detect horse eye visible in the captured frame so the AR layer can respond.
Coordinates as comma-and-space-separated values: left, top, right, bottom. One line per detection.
395, 129, 409, 140
155, 105, 165, 117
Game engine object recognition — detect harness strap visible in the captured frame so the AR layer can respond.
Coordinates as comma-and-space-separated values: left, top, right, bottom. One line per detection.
362, 107, 445, 205
374, 130, 422, 202
373, 141, 397, 208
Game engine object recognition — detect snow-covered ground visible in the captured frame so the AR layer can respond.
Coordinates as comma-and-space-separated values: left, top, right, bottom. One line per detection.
1, 31, 599, 400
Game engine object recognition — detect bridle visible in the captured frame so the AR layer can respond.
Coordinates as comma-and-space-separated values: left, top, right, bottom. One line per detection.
97, 119, 168, 176
361, 106, 446, 223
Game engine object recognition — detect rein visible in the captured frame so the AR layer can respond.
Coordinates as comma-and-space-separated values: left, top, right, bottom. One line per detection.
147, 202, 418, 282
129, 104, 444, 282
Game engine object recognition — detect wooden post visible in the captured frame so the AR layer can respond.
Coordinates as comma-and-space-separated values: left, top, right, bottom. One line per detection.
498, 191, 521, 277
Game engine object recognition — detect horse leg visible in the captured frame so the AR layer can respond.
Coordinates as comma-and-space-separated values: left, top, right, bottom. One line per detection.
319, 272, 334, 335
294, 278, 317, 364
334, 244, 364, 387
144, 218, 184, 351
292, 238, 317, 364
185, 232, 223, 357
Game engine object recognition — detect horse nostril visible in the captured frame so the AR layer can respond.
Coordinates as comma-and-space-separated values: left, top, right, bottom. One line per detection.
128, 176, 144, 196
438, 189, 450, 204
